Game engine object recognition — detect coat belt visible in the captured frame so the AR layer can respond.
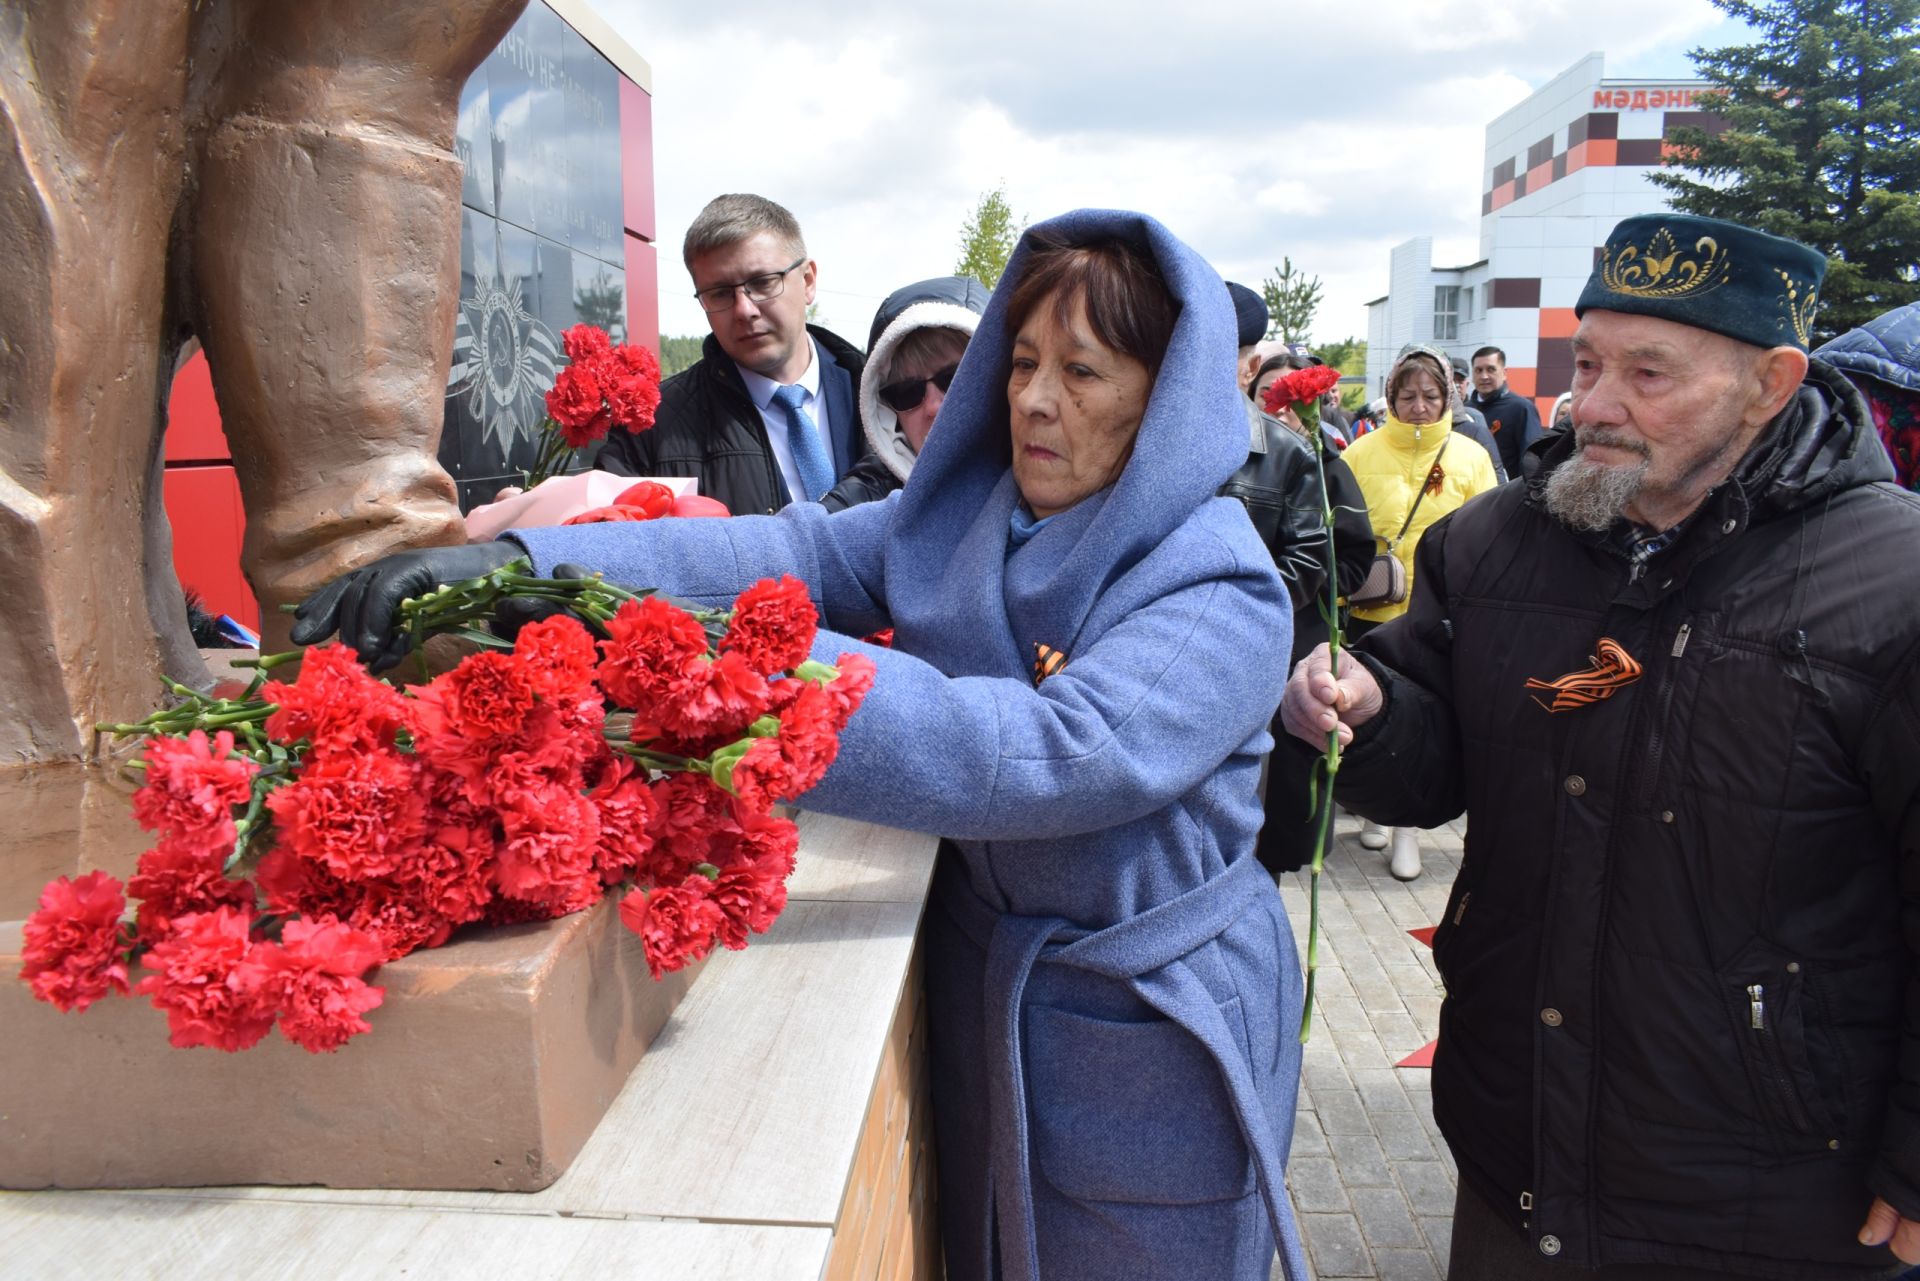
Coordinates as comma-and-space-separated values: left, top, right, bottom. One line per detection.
936, 853, 1310, 1281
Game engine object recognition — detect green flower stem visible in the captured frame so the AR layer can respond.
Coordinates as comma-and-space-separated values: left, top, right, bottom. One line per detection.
229, 651, 304, 671
1299, 399, 1345, 1045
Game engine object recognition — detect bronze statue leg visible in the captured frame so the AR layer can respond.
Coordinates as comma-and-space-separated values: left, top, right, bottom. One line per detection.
0, 2, 193, 761
190, 0, 528, 650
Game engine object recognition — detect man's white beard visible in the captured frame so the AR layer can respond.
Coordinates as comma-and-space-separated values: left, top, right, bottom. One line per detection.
1543, 451, 1650, 531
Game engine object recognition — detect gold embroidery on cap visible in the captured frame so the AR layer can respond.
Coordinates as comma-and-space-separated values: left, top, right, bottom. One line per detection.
1774, 268, 1817, 347
1600, 228, 1732, 299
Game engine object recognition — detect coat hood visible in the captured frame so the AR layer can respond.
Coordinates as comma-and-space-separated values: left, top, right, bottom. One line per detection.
885, 209, 1254, 670
1813, 300, 1920, 397
859, 276, 991, 484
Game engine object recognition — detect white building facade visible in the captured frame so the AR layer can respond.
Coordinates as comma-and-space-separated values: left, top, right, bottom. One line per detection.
1364, 53, 1721, 420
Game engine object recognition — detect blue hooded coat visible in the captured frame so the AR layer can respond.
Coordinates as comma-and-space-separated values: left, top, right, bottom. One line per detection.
508, 210, 1308, 1281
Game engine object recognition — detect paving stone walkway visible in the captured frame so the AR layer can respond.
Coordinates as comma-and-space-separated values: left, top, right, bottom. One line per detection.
1272, 811, 1468, 1280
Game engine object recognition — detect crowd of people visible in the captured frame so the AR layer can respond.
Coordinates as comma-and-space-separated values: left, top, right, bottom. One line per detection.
291, 194, 1920, 1281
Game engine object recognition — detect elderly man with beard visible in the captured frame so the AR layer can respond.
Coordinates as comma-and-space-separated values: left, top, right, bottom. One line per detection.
1281, 213, 1920, 1280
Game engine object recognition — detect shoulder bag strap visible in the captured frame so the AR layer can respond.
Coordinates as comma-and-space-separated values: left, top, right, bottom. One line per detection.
1387, 435, 1451, 551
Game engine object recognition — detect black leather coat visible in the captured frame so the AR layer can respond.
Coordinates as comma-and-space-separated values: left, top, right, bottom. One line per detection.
1339, 364, 1920, 1277
597, 325, 865, 515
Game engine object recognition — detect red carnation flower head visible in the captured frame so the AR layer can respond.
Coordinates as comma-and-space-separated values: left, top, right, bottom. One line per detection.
492, 784, 602, 911
513, 614, 600, 700
130, 729, 256, 848
722, 576, 818, 677
265, 747, 428, 881
617, 879, 725, 980
560, 323, 614, 366
709, 855, 790, 950
1262, 364, 1343, 415
135, 906, 277, 1051
590, 767, 658, 885
597, 595, 709, 721
424, 649, 537, 741
18, 870, 130, 1012
263, 643, 410, 753
128, 836, 257, 942
657, 650, 772, 744
248, 917, 387, 1054
546, 362, 611, 447
645, 772, 742, 884
606, 343, 662, 434
822, 653, 877, 734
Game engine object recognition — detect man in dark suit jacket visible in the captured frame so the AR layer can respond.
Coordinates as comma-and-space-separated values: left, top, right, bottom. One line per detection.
597, 194, 863, 515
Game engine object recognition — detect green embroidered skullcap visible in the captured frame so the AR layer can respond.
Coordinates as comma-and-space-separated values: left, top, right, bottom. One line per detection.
1576, 213, 1827, 350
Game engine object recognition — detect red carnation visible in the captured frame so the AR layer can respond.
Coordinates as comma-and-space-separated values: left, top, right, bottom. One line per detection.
131, 729, 256, 847
546, 362, 611, 446
722, 576, 818, 677
18, 871, 130, 1012
136, 907, 277, 1052
862, 628, 894, 648
590, 768, 658, 885
709, 852, 790, 950
265, 747, 428, 881
563, 503, 659, 525
249, 917, 386, 1054
597, 596, 709, 722
128, 837, 257, 941
492, 784, 602, 911
822, 653, 877, 733
645, 772, 741, 883
606, 344, 662, 434
513, 614, 600, 700
560, 323, 614, 366
1262, 364, 1342, 415
657, 650, 772, 743
263, 643, 410, 753
617, 879, 725, 979
422, 650, 537, 741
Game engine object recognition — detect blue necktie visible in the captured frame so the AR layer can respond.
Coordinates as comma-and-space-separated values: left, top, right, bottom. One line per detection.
770, 383, 835, 502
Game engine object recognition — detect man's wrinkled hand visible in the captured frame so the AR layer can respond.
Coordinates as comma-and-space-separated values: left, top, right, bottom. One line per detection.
1858, 1198, 1920, 1263
1279, 643, 1384, 749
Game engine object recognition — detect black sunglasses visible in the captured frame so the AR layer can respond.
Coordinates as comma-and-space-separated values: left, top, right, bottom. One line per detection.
877, 362, 960, 413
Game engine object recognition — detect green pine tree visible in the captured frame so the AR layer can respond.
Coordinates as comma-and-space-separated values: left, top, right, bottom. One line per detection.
1262, 258, 1322, 345
954, 185, 1021, 289
1651, 0, 1920, 339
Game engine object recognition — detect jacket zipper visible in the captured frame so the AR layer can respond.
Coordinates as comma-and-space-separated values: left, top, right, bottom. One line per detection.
1452, 891, 1471, 926
1638, 619, 1692, 799
1747, 982, 1815, 1132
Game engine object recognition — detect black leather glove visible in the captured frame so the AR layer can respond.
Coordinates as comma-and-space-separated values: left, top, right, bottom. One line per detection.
489, 563, 601, 642
289, 541, 525, 670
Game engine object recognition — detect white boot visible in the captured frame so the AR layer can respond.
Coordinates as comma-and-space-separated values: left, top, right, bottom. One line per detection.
1358, 818, 1389, 850
1389, 827, 1422, 881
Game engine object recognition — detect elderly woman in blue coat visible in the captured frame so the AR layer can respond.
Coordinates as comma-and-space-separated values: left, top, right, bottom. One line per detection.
292, 210, 1310, 1281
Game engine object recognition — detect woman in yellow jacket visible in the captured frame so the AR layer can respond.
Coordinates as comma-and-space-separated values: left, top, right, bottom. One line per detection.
1341, 344, 1500, 879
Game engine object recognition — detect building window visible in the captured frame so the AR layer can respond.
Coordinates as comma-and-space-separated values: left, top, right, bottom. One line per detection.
1433, 285, 1460, 341
1462, 286, 1475, 321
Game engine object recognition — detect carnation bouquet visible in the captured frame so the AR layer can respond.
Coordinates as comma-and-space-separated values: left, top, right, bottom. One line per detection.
19, 566, 873, 1055
523, 323, 663, 489
1263, 363, 1346, 1042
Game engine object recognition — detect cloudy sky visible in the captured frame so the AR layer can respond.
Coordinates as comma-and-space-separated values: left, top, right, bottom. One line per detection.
594, 0, 1746, 347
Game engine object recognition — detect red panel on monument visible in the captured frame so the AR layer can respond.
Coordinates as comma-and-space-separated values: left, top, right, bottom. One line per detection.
163, 349, 229, 464
619, 76, 655, 243
162, 464, 258, 631
626, 232, 659, 354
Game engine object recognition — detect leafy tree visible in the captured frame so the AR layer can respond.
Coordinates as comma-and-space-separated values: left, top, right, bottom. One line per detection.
574, 273, 626, 342
658, 334, 705, 379
1651, 0, 1920, 338
955, 185, 1021, 289
1262, 258, 1323, 345
1314, 335, 1369, 411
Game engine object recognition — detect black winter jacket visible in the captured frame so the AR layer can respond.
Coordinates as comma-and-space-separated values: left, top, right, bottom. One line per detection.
1221, 402, 1374, 636
1470, 383, 1544, 478
1339, 363, 1920, 1277
597, 325, 865, 515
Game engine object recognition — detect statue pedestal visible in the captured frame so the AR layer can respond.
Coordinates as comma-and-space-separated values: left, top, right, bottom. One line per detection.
0, 763, 699, 1192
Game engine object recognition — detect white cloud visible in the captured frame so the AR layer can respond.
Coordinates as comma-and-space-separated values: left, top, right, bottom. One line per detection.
597, 0, 1729, 345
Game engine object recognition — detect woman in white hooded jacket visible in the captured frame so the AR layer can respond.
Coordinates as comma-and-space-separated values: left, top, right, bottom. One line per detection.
820, 275, 990, 510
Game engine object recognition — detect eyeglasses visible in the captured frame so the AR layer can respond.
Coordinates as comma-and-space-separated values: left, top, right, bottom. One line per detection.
693, 256, 807, 314
877, 363, 960, 413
